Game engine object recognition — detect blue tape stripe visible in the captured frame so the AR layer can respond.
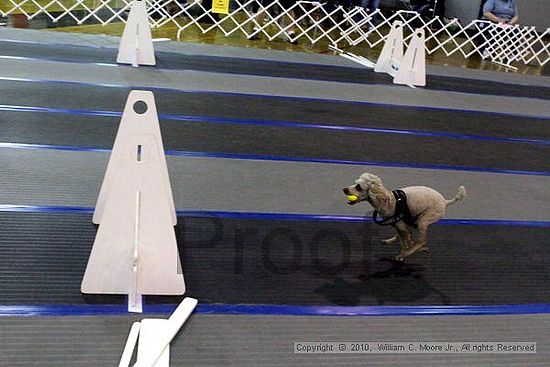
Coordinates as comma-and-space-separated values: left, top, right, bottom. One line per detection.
0, 76, 126, 90
1, 141, 549, 177
0, 37, 109, 49
178, 210, 550, 228
0, 142, 111, 153
0, 104, 121, 117
0, 76, 548, 121
2, 104, 548, 146
180, 116, 550, 146
0, 53, 366, 77
0, 39, 370, 69
0, 204, 94, 214
0, 55, 117, 68
198, 303, 550, 316
166, 150, 550, 177
1, 205, 549, 227
0, 303, 549, 317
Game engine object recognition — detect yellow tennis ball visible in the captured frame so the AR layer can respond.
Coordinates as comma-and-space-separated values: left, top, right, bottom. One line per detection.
347, 195, 358, 202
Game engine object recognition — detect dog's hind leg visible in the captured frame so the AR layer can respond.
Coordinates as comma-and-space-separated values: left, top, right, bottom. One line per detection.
400, 220, 431, 259
394, 223, 413, 261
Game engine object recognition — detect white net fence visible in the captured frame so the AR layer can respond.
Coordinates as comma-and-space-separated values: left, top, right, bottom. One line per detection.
1, 0, 548, 67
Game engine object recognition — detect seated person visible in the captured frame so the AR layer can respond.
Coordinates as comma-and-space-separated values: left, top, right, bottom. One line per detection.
483, 0, 518, 25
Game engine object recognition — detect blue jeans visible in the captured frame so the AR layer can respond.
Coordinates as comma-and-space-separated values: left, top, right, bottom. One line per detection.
360, 0, 380, 12
354, 0, 380, 25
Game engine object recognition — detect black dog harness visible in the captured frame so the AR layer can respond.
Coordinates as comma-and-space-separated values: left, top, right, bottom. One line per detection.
372, 190, 418, 228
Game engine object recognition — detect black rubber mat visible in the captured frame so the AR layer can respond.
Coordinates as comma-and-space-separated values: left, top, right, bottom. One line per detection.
1, 212, 549, 306
2, 110, 549, 172
2, 79, 548, 140
1, 40, 550, 100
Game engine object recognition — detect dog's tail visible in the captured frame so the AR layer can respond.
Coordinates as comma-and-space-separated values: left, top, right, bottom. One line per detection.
445, 186, 466, 206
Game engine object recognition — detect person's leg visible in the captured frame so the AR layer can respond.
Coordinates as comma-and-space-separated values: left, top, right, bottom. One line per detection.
368, 0, 380, 13
367, 0, 380, 25
250, 0, 267, 40
434, 0, 445, 18
352, 0, 367, 24
285, 10, 299, 43
278, 0, 299, 43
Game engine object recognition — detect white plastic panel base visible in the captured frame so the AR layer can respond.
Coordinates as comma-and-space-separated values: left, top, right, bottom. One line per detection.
119, 322, 141, 367
340, 52, 376, 69
138, 319, 170, 367
133, 298, 198, 367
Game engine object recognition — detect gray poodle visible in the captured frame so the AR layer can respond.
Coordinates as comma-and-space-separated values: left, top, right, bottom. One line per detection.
343, 172, 466, 261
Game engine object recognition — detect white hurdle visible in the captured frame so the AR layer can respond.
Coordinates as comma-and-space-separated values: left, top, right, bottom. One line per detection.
81, 91, 184, 313
375, 20, 404, 77
394, 28, 426, 87
117, 0, 156, 67
336, 20, 425, 88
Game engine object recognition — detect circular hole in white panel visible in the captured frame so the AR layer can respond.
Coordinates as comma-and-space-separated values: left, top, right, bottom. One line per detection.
133, 100, 148, 114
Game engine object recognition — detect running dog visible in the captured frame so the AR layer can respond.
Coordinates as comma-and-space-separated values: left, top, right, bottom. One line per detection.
343, 173, 466, 261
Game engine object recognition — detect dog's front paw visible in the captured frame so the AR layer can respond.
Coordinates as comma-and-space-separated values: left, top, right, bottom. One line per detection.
394, 254, 405, 262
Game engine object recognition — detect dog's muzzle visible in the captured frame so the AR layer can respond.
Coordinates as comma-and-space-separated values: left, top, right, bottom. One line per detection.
343, 188, 360, 205
347, 197, 359, 205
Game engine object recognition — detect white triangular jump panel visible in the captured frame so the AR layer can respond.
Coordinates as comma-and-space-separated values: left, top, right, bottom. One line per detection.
93, 91, 176, 226
117, 0, 156, 67
82, 91, 184, 302
375, 21, 403, 77
81, 135, 185, 296
394, 29, 426, 87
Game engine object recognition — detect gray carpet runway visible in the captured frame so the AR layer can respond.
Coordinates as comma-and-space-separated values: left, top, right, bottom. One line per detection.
1, 314, 548, 367
3, 57, 550, 117
0, 29, 549, 366
1, 40, 550, 100
2, 148, 550, 221
2, 110, 549, 172
2, 79, 549, 140
2, 77, 550, 135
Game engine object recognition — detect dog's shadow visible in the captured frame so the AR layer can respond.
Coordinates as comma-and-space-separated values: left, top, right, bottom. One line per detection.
314, 258, 450, 306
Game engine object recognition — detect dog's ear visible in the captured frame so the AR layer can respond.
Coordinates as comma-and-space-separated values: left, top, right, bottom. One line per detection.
368, 185, 388, 205
366, 189, 375, 204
